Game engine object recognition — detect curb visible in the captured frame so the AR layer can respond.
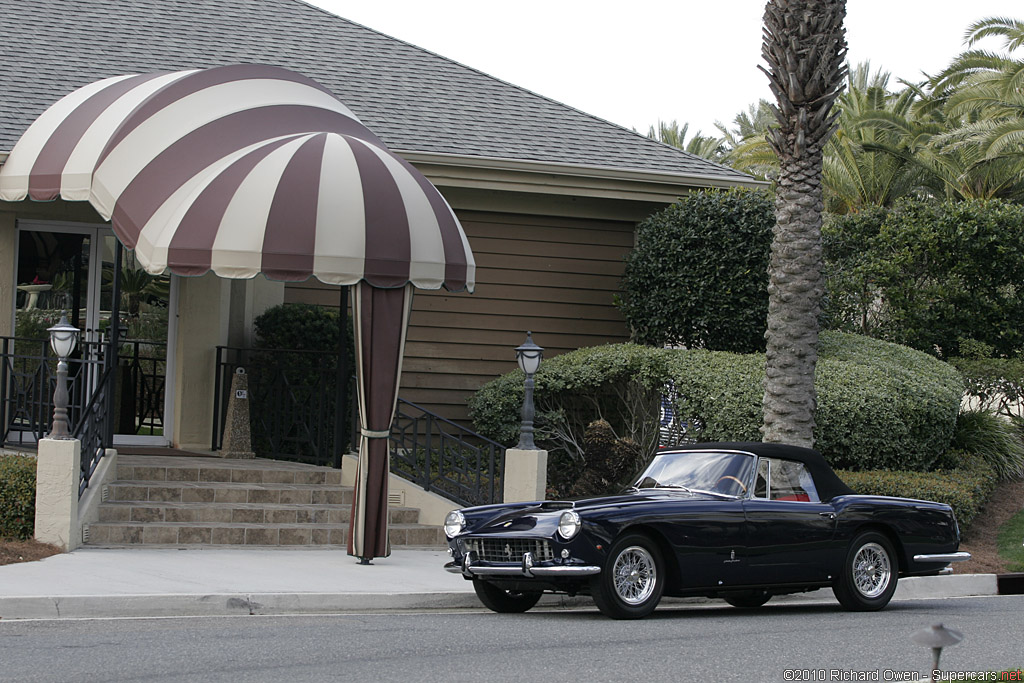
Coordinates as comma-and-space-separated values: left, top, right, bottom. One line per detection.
0, 592, 481, 620
0, 574, 1001, 621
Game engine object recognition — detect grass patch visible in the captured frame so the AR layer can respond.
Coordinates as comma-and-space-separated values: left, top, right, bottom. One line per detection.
997, 506, 1024, 572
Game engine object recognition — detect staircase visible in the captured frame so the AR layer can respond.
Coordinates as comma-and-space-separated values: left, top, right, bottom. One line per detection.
85, 454, 446, 548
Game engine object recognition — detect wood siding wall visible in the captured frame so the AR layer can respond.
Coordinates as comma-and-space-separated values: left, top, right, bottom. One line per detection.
284, 210, 634, 425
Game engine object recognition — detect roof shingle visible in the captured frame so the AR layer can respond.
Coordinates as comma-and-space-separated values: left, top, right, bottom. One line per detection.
0, 0, 749, 181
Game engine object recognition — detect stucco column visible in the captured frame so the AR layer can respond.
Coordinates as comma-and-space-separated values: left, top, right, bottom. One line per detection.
242, 276, 284, 347
503, 448, 548, 502
172, 273, 230, 450
0, 211, 16, 338
34, 438, 81, 551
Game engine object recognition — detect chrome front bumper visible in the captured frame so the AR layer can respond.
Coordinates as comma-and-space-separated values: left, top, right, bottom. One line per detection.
445, 550, 600, 579
913, 551, 972, 563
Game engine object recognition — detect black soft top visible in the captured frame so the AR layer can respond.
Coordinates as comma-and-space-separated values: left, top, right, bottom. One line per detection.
667, 441, 855, 502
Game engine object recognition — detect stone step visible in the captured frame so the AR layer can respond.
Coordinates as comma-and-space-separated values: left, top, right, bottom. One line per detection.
97, 501, 420, 525
115, 459, 343, 486
84, 521, 447, 547
105, 481, 351, 505
90, 454, 447, 550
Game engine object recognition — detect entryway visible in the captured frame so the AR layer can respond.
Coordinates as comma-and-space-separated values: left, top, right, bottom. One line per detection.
3, 219, 176, 447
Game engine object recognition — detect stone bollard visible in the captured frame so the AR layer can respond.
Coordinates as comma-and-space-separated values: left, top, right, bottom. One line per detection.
34, 437, 81, 550
503, 448, 548, 502
220, 368, 255, 459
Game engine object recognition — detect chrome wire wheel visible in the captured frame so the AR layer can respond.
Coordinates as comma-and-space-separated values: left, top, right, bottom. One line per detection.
612, 545, 658, 605
852, 542, 891, 598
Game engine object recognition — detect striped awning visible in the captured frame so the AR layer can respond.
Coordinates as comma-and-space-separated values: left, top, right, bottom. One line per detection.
0, 64, 474, 291
1, 64, 479, 562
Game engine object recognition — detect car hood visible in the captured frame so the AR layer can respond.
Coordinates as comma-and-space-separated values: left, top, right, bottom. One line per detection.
463, 490, 724, 537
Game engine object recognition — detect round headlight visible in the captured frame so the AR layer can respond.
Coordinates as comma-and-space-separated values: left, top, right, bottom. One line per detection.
444, 510, 465, 538
557, 510, 581, 540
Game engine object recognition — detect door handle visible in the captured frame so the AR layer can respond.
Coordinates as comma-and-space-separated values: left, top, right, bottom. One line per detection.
819, 512, 836, 520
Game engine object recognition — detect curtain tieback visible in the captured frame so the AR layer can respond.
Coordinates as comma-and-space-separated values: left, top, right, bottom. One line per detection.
361, 428, 390, 439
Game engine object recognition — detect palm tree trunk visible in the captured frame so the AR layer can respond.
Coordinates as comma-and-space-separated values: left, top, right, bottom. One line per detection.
760, 0, 847, 447
762, 154, 825, 446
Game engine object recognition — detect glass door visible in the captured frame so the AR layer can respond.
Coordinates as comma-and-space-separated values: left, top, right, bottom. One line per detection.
11, 220, 174, 446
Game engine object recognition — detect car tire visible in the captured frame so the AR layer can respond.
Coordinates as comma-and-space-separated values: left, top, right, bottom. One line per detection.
472, 580, 542, 613
591, 532, 665, 620
832, 530, 898, 611
723, 590, 771, 609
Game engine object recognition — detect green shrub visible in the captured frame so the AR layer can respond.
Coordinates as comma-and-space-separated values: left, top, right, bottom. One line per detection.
821, 207, 887, 334
254, 302, 352, 355
823, 198, 1024, 357
0, 455, 37, 539
667, 348, 764, 441
814, 333, 963, 471
249, 303, 356, 457
468, 343, 669, 480
557, 419, 647, 499
617, 188, 774, 353
470, 332, 963, 473
949, 411, 1024, 480
951, 356, 1024, 420
668, 332, 962, 471
838, 453, 998, 529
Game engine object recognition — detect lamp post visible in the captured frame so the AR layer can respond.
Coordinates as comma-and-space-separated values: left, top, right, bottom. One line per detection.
46, 313, 79, 440
911, 623, 963, 680
515, 332, 543, 450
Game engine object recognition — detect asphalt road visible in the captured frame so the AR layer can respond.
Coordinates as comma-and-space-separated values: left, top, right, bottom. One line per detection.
1, 596, 1021, 683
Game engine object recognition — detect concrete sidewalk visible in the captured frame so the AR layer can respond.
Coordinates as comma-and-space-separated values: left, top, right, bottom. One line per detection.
0, 547, 1000, 620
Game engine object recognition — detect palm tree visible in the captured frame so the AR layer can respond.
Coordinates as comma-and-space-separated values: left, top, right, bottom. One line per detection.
912, 16, 1024, 201
760, 0, 848, 447
646, 119, 726, 161
824, 63, 933, 212
719, 100, 779, 179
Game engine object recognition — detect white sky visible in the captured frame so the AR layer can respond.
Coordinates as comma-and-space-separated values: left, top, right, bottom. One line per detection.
304, 0, 1021, 137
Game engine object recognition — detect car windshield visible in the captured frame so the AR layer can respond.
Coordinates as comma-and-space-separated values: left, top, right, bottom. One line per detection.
634, 450, 755, 497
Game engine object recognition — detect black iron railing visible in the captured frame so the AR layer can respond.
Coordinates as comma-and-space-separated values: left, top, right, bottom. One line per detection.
1, 336, 115, 495
115, 340, 166, 436
213, 347, 506, 507
213, 346, 352, 468
75, 352, 115, 496
390, 398, 504, 507
1, 336, 108, 444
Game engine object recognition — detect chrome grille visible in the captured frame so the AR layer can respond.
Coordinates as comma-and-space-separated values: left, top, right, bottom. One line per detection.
464, 538, 554, 563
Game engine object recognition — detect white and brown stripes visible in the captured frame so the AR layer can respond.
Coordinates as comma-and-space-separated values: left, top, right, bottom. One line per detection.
0, 64, 475, 292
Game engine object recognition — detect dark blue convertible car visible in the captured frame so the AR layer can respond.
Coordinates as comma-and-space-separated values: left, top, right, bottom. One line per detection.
444, 442, 970, 619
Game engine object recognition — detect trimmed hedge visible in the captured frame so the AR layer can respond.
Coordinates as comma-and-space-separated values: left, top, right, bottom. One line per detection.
618, 188, 774, 353
0, 455, 36, 540
669, 332, 963, 470
815, 333, 963, 471
837, 454, 998, 529
469, 332, 963, 473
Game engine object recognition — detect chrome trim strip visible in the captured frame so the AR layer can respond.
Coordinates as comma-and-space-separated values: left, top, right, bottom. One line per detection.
528, 565, 601, 577
464, 564, 601, 578
467, 566, 534, 577
913, 551, 972, 563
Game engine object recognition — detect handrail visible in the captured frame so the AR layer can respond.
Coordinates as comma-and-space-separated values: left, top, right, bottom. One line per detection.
389, 398, 505, 507
75, 353, 115, 496
0, 335, 114, 497
212, 346, 505, 507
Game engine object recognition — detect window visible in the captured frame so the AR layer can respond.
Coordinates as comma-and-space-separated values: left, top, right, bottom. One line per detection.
754, 458, 820, 502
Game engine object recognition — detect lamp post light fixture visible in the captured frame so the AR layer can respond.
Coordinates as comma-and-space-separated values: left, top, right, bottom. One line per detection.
911, 623, 963, 680
515, 331, 543, 450
46, 312, 79, 440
